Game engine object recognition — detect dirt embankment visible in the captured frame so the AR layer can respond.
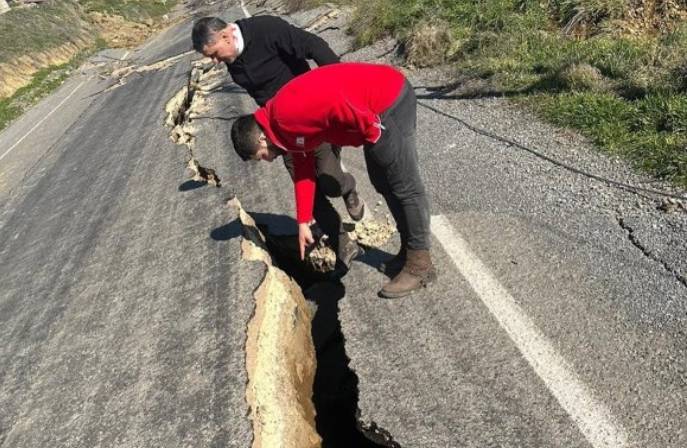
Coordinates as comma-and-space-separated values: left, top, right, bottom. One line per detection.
0, 1, 94, 98
0, 3, 172, 99
88, 11, 170, 49
0, 37, 93, 98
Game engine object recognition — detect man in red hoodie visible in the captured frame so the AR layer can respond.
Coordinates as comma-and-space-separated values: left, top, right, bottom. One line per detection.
231, 62, 435, 298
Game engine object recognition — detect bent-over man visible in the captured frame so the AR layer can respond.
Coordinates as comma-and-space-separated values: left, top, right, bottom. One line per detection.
192, 15, 364, 269
230, 62, 435, 298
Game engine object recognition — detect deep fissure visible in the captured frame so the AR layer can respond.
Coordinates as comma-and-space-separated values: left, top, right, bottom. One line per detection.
258, 226, 402, 447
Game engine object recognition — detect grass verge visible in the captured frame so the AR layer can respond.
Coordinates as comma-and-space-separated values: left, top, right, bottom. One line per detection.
327, 0, 687, 188
0, 0, 92, 64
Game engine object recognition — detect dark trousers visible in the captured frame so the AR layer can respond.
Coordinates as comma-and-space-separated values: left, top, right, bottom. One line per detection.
364, 80, 430, 251
282, 144, 356, 250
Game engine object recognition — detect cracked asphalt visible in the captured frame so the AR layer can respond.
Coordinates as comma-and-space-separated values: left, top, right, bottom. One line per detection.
1, 0, 686, 447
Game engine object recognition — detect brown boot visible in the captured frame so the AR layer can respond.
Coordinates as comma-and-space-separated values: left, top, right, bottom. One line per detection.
379, 249, 436, 299
377, 249, 406, 277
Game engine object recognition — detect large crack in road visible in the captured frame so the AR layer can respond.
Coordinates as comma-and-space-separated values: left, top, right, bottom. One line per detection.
163, 52, 402, 445
231, 197, 401, 447
235, 198, 321, 447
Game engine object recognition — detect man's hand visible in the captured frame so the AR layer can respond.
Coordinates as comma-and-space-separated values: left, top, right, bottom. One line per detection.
298, 222, 315, 260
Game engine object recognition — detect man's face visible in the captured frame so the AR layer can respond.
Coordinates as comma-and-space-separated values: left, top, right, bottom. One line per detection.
202, 28, 239, 64
252, 135, 283, 162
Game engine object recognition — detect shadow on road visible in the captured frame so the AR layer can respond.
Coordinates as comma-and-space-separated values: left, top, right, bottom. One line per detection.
178, 179, 208, 191
210, 218, 241, 241
355, 245, 394, 278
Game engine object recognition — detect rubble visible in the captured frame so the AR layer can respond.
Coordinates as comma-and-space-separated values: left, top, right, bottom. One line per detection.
347, 215, 397, 248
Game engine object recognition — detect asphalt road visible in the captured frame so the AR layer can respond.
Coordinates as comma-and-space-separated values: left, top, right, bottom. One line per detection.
1, 1, 686, 447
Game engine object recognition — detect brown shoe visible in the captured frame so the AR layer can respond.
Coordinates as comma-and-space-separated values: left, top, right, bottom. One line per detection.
379, 249, 436, 299
377, 249, 406, 277
343, 189, 365, 221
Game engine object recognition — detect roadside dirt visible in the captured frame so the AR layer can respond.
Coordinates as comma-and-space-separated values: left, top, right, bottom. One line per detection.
0, 37, 93, 99
0, 10, 178, 100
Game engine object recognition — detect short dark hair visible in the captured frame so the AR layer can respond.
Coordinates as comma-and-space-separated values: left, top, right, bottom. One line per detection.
231, 114, 262, 161
192, 17, 228, 52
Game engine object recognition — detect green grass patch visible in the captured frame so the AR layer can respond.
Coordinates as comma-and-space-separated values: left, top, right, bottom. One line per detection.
0, 0, 92, 64
0, 0, 175, 132
0, 65, 72, 131
1, 1, 177, 65
334, 0, 687, 187
527, 91, 687, 186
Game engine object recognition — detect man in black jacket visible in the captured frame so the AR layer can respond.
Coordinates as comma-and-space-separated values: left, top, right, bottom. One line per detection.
192, 15, 363, 269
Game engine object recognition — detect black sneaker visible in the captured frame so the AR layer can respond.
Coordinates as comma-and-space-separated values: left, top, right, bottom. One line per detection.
343, 190, 365, 221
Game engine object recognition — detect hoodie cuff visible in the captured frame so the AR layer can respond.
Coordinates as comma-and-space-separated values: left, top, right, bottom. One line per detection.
366, 117, 384, 144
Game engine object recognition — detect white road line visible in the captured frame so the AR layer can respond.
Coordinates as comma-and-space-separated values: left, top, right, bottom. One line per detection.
240, 0, 251, 18
1, 78, 88, 163
431, 215, 628, 448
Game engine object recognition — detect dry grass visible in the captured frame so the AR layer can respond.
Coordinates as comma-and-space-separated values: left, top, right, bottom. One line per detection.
88, 12, 164, 48
553, 0, 687, 36
405, 20, 456, 68
557, 63, 609, 92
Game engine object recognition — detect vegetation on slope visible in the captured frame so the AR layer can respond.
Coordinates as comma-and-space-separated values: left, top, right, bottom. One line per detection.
0, 0, 176, 131
297, 0, 687, 187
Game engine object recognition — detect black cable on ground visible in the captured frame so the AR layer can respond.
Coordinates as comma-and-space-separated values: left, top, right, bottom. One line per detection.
418, 100, 687, 202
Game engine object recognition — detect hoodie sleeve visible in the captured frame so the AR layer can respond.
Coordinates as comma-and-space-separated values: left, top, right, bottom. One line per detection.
292, 151, 317, 223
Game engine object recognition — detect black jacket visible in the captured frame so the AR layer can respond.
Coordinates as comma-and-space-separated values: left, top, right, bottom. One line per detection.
228, 15, 339, 106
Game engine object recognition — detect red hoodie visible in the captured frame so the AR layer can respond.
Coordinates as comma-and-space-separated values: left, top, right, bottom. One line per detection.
254, 62, 405, 223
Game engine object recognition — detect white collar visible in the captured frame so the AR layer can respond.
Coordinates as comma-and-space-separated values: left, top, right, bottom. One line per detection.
231, 23, 244, 56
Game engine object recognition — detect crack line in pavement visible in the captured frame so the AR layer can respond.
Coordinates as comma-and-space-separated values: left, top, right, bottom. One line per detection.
164, 58, 221, 186
616, 216, 687, 289
101, 50, 196, 94
418, 101, 687, 202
